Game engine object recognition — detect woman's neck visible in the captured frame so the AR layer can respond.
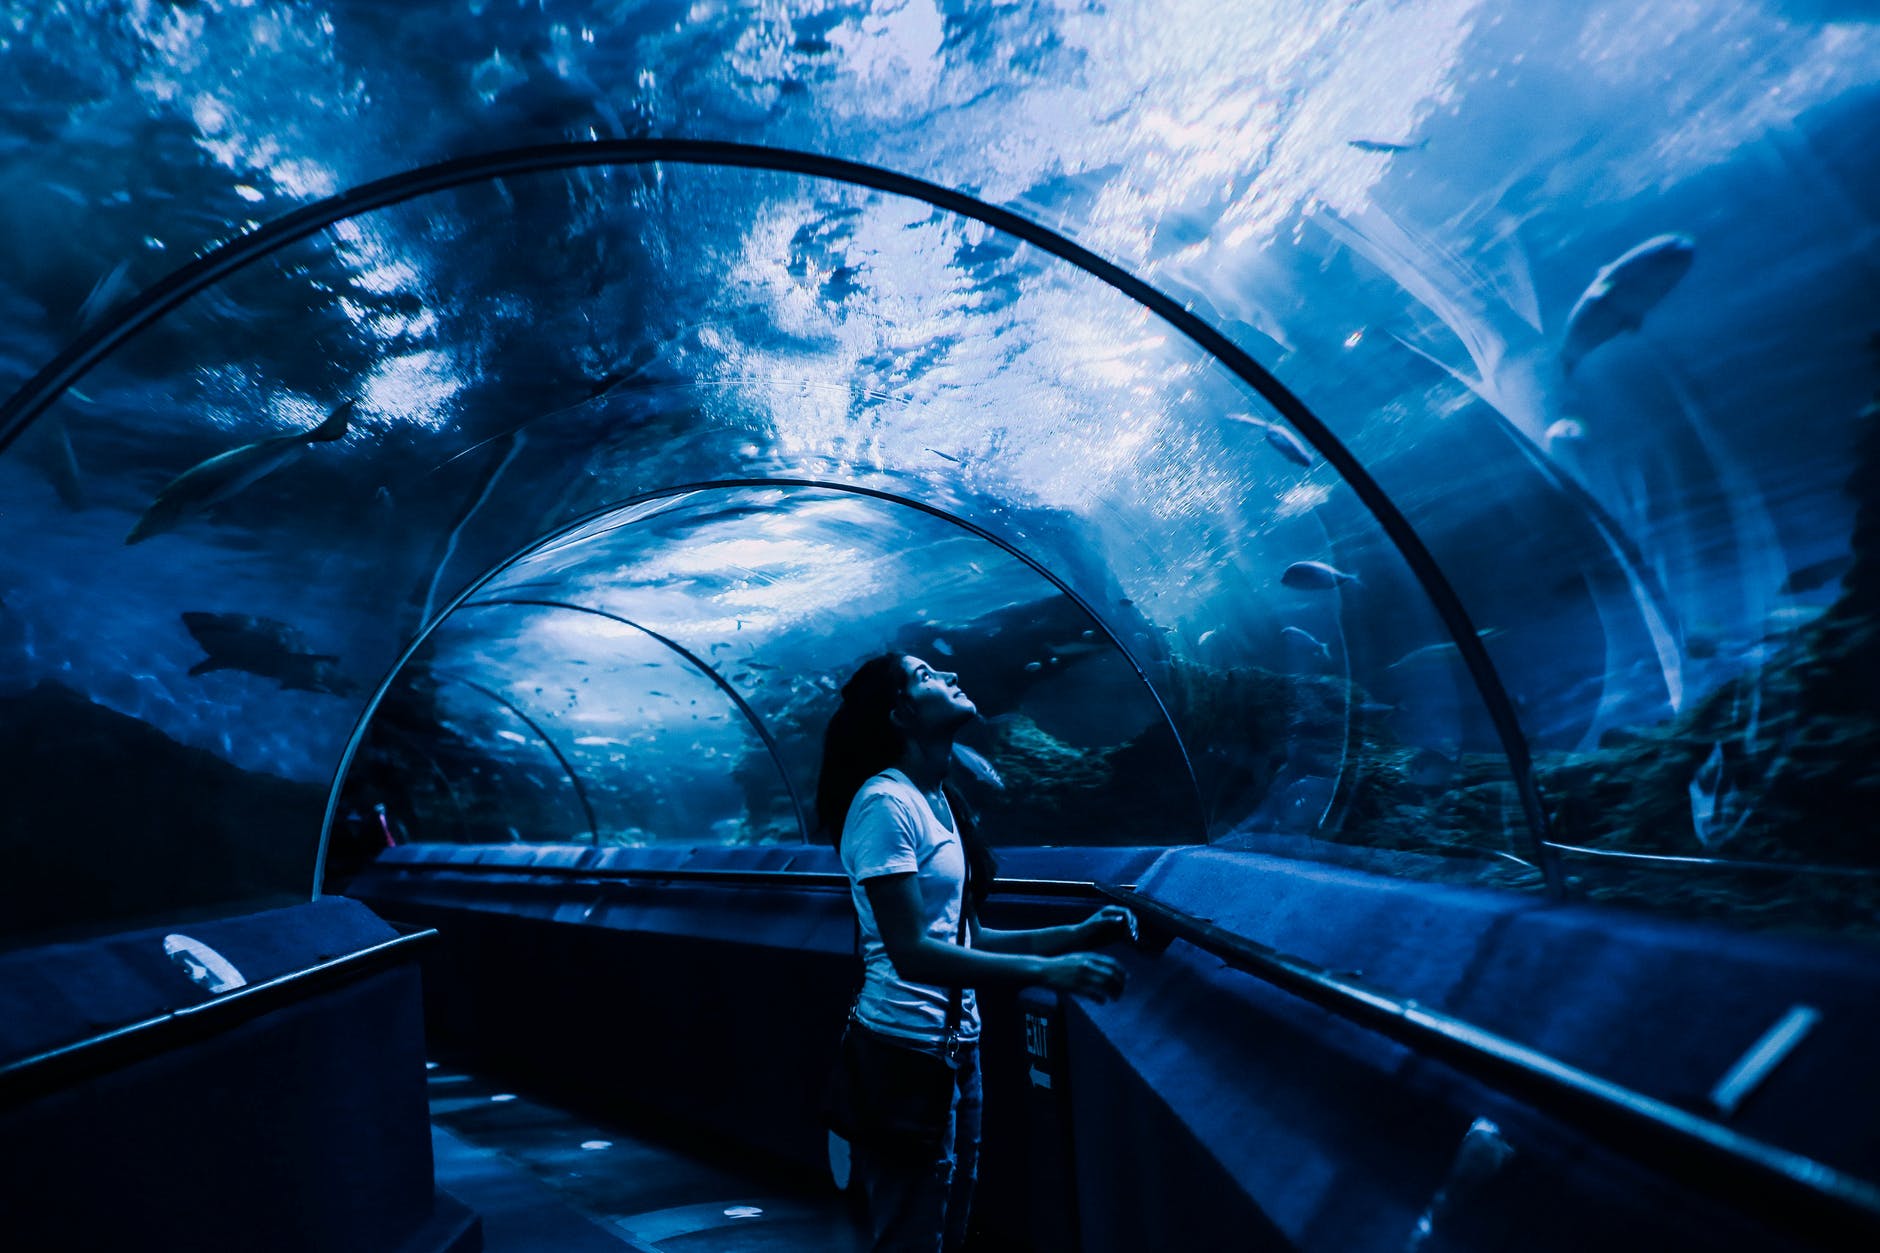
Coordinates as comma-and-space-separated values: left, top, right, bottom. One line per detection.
893, 736, 953, 794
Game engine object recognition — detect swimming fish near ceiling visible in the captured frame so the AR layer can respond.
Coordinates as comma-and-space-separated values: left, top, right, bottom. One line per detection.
1347, 137, 1427, 154
1561, 234, 1695, 375
1225, 413, 1315, 467
1281, 561, 1358, 590
127, 400, 356, 544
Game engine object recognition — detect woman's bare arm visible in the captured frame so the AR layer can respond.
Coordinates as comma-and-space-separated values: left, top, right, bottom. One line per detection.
863, 874, 1124, 1001
973, 905, 1134, 957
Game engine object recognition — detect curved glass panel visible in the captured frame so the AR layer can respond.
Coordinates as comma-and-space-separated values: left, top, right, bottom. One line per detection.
427, 483, 1202, 848
4, 1, 1874, 947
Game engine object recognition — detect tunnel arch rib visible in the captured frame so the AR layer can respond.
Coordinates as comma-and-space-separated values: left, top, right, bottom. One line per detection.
457, 597, 814, 844
428, 669, 601, 844
0, 138, 1559, 896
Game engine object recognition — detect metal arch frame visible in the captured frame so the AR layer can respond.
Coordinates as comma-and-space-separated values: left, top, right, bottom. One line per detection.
427, 669, 600, 844
0, 137, 1560, 896
455, 596, 813, 843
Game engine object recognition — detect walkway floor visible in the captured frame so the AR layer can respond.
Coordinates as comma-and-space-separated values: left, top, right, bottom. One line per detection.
427, 1062, 867, 1252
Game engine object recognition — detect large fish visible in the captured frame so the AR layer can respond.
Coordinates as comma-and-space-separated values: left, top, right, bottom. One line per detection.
127, 400, 355, 544
1281, 561, 1359, 590
1561, 234, 1695, 374
181, 611, 357, 696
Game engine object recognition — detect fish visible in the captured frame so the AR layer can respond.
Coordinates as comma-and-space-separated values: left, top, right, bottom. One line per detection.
127, 400, 355, 544
924, 447, 962, 464
951, 742, 1005, 791
1561, 234, 1695, 374
75, 259, 132, 330
1197, 628, 1217, 646
1405, 747, 1456, 789
1386, 627, 1503, 671
1023, 661, 1043, 673
20, 413, 85, 510
1347, 137, 1427, 154
1044, 636, 1109, 663
1543, 418, 1585, 449
1763, 605, 1824, 638
180, 611, 357, 696
931, 637, 954, 656
1779, 554, 1852, 595
1281, 561, 1358, 590
1687, 741, 1746, 848
1280, 625, 1332, 660
1225, 413, 1314, 467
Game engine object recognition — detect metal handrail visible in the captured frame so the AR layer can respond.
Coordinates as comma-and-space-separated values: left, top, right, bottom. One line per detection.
0, 928, 436, 1106
1097, 885, 1880, 1247
368, 856, 1121, 898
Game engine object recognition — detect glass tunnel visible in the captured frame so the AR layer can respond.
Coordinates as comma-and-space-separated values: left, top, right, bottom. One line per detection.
3, 0, 1876, 954
4, 4, 1880, 1251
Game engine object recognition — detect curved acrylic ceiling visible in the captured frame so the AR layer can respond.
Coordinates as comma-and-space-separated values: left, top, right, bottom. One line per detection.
1, 1, 1875, 949
350, 481, 1210, 854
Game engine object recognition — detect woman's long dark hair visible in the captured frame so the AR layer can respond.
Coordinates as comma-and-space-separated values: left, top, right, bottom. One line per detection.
817, 652, 997, 912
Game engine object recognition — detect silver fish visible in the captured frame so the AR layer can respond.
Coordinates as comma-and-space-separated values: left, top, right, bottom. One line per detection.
1562, 234, 1695, 374
1280, 625, 1331, 660
1226, 413, 1314, 467
75, 259, 132, 330
127, 400, 354, 544
1347, 137, 1427, 154
951, 742, 1005, 791
1386, 627, 1503, 671
1280, 560, 1358, 590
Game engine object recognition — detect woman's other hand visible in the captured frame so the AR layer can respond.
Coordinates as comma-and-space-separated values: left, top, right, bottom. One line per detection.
1040, 952, 1127, 1002
1077, 904, 1137, 949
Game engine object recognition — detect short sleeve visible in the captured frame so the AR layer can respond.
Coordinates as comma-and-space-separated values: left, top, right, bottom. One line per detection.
842, 788, 921, 882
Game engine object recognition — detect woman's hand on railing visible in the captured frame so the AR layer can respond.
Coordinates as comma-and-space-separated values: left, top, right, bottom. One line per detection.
1075, 904, 1138, 950
1040, 952, 1127, 1002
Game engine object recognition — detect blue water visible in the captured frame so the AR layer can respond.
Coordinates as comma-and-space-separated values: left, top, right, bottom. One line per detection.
1, 1, 1875, 930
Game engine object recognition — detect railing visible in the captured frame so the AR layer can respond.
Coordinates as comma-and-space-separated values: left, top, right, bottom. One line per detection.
0, 928, 436, 1107
1097, 885, 1880, 1248
361, 855, 1880, 1243
370, 856, 1115, 898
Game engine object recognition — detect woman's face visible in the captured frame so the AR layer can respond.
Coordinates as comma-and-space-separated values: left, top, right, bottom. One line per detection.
897, 654, 976, 733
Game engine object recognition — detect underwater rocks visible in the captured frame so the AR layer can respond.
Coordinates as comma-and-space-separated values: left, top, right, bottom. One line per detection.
0, 681, 324, 947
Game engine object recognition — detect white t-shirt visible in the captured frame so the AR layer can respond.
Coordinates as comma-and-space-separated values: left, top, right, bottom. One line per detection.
839, 768, 981, 1043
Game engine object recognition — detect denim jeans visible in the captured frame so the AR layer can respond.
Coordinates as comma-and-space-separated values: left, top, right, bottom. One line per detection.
852, 1037, 983, 1253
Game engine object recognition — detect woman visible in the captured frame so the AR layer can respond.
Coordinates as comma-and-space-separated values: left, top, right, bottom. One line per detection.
818, 653, 1133, 1253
